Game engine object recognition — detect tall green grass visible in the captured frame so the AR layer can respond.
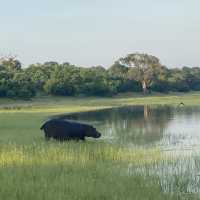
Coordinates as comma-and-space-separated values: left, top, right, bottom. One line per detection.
0, 142, 162, 167
0, 142, 199, 199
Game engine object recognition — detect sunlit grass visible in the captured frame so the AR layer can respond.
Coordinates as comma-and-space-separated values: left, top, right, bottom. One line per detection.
0, 142, 162, 167
0, 142, 199, 199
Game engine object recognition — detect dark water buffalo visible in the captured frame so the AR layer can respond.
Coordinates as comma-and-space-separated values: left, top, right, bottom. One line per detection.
40, 119, 101, 141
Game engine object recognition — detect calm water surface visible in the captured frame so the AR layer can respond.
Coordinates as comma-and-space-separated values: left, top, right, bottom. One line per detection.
61, 105, 200, 150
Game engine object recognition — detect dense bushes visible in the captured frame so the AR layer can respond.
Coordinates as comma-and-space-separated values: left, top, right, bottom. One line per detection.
0, 56, 200, 99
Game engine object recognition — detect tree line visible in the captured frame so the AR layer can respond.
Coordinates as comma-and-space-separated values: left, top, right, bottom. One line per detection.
0, 53, 200, 99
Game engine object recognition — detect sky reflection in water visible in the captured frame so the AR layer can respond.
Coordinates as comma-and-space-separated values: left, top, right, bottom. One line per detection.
62, 105, 200, 150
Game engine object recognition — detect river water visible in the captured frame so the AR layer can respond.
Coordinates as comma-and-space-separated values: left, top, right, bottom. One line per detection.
60, 105, 200, 150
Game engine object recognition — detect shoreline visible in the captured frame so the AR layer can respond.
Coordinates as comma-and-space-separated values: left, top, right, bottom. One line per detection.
0, 92, 200, 114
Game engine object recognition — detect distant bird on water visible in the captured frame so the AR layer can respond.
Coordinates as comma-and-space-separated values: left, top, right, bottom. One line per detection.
178, 102, 185, 106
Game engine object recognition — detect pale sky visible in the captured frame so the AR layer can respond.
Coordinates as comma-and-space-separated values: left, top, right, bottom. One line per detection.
0, 0, 200, 68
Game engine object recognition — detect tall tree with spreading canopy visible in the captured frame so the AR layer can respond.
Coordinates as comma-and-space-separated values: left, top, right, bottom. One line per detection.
119, 53, 162, 94
0, 55, 21, 71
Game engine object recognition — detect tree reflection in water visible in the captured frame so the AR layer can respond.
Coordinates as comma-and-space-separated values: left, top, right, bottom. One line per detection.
60, 105, 174, 146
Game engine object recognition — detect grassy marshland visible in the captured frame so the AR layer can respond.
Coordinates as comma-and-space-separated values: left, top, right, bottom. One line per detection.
0, 93, 200, 199
0, 142, 199, 200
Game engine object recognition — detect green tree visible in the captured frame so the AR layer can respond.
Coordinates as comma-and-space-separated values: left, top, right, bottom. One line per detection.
43, 65, 82, 96
182, 67, 200, 90
0, 56, 22, 71
25, 64, 49, 90
168, 68, 190, 92
109, 62, 128, 78
8, 72, 36, 99
79, 68, 108, 95
119, 53, 162, 94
